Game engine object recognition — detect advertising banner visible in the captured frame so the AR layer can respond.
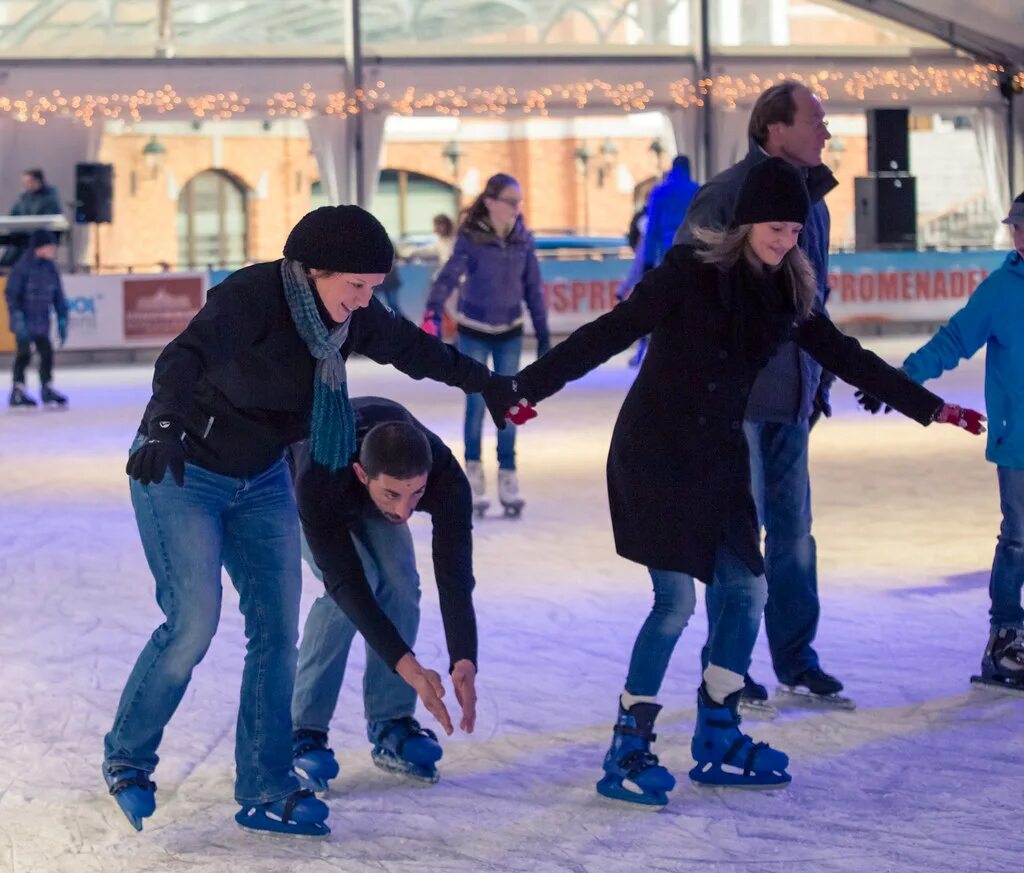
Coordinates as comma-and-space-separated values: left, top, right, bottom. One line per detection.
123, 275, 205, 344
61, 276, 124, 351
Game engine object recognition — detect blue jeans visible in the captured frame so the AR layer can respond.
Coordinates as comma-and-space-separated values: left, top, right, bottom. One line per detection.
742, 419, 821, 684
990, 466, 1024, 629
457, 331, 522, 470
292, 512, 420, 733
625, 542, 766, 696
104, 442, 302, 806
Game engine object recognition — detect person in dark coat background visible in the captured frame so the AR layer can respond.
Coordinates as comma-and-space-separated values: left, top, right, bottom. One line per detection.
489, 158, 984, 804
2, 168, 63, 266
676, 80, 846, 709
103, 205, 515, 839
5, 229, 68, 408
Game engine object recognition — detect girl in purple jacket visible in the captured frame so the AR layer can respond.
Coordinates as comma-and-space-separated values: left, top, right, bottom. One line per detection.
423, 173, 550, 517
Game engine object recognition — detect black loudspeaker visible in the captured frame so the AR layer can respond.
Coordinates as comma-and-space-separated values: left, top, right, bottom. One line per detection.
854, 175, 917, 251
867, 108, 909, 174
75, 162, 113, 224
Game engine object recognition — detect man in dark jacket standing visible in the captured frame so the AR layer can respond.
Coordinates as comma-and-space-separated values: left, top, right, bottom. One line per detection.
675, 81, 847, 709
3, 169, 63, 266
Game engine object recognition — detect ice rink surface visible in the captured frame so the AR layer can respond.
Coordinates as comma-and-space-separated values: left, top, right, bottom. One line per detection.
1, 336, 1022, 873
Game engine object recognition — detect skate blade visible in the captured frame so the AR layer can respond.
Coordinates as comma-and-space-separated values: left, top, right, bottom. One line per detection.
235, 820, 330, 840
473, 501, 490, 519
689, 763, 791, 790
500, 500, 524, 518
970, 675, 1024, 697
595, 775, 670, 807
775, 685, 856, 711
372, 752, 440, 784
738, 699, 779, 720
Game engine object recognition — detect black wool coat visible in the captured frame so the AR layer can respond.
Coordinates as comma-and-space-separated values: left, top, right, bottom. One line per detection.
517, 245, 943, 583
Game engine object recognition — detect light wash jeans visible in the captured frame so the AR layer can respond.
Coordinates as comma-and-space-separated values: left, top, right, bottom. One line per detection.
291, 511, 421, 734
104, 439, 302, 806
990, 466, 1024, 629
457, 331, 523, 470
625, 542, 767, 696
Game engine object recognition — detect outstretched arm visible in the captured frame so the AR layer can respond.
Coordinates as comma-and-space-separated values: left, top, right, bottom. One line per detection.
795, 312, 982, 432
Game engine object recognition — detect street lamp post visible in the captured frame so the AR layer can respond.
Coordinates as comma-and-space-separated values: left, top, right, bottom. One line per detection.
574, 144, 593, 234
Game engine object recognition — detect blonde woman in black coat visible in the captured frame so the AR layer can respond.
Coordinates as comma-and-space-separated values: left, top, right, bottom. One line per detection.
489, 157, 984, 802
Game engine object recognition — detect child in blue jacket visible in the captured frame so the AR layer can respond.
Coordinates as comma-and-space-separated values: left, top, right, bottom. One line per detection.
5, 229, 68, 408
895, 193, 1024, 690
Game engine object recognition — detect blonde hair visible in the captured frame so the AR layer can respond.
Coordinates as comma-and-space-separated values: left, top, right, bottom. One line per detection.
691, 224, 817, 317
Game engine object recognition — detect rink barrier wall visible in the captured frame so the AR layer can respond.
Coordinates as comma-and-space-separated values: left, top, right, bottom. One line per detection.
0, 251, 1005, 355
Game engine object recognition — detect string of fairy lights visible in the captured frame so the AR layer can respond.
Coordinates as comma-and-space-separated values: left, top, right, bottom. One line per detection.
1, 63, 1016, 126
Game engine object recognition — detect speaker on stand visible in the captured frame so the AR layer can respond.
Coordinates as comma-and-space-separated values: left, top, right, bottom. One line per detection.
74, 162, 113, 272
855, 108, 917, 251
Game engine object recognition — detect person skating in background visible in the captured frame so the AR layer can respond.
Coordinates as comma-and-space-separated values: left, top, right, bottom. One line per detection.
104, 205, 515, 838
859, 191, 1024, 695
6, 229, 68, 409
486, 158, 983, 804
422, 173, 550, 518
289, 397, 479, 790
676, 80, 844, 715
624, 156, 700, 367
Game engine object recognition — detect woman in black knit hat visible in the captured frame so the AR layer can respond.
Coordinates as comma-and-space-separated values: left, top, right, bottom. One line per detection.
486, 156, 984, 801
104, 205, 513, 838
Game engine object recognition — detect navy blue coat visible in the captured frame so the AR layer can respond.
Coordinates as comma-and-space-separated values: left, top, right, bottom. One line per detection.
5, 252, 66, 337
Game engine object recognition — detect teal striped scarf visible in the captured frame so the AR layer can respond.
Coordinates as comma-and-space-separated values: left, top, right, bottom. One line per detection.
281, 259, 355, 472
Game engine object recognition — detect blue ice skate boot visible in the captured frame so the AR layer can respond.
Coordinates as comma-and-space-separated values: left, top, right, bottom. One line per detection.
367, 716, 443, 783
595, 700, 676, 806
102, 764, 156, 831
292, 730, 339, 793
689, 684, 791, 788
235, 789, 330, 838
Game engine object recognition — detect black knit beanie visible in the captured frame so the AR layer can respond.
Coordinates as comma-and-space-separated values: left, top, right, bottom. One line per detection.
732, 157, 811, 227
283, 205, 394, 273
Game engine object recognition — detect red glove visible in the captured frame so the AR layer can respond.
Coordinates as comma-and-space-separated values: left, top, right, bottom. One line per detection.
420, 314, 440, 336
935, 403, 986, 434
506, 398, 538, 426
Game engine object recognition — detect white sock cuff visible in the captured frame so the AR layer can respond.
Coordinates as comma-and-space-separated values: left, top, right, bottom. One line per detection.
620, 690, 658, 710
702, 664, 744, 704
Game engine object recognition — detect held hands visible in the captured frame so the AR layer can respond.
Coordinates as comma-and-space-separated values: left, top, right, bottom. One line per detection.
935, 403, 986, 435
420, 312, 440, 337
125, 417, 187, 486
396, 653, 454, 736
450, 659, 478, 733
482, 374, 538, 430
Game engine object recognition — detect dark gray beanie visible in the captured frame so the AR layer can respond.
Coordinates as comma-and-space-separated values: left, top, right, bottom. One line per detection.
732, 157, 811, 227
284, 205, 394, 273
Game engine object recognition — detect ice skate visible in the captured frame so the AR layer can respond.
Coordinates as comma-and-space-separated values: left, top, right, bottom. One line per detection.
689, 684, 791, 789
776, 667, 856, 711
738, 672, 779, 720
41, 383, 68, 409
8, 383, 38, 411
368, 716, 443, 783
292, 729, 339, 793
596, 699, 676, 806
235, 789, 330, 838
498, 469, 525, 518
102, 764, 156, 832
971, 627, 1024, 696
465, 460, 490, 519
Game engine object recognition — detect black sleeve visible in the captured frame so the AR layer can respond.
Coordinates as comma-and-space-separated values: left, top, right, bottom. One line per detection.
147, 278, 270, 430
517, 248, 687, 402
795, 312, 943, 425
418, 441, 478, 673
347, 297, 490, 394
294, 464, 413, 670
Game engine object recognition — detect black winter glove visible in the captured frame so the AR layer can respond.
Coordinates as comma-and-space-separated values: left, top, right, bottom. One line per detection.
126, 417, 187, 486
482, 374, 527, 430
854, 390, 891, 416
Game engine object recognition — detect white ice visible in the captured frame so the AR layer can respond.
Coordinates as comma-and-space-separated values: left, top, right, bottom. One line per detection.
1, 336, 1021, 873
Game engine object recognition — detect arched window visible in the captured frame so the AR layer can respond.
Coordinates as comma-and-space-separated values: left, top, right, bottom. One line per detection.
177, 170, 249, 270
374, 169, 459, 240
